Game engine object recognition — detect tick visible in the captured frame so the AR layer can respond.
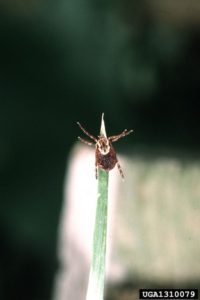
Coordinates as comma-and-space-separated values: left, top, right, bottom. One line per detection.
77, 120, 133, 179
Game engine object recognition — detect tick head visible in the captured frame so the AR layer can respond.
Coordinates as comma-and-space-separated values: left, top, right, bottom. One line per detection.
96, 136, 110, 155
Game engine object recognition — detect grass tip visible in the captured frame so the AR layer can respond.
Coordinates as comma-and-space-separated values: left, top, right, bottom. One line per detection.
100, 113, 107, 138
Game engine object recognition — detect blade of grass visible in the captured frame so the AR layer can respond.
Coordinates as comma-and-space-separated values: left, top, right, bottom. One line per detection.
86, 113, 109, 300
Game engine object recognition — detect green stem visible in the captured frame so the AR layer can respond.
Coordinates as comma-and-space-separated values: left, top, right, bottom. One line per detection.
86, 114, 109, 300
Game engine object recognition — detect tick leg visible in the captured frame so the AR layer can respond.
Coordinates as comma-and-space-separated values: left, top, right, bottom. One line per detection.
78, 137, 94, 146
109, 129, 133, 142
77, 122, 97, 142
117, 161, 124, 180
95, 160, 98, 179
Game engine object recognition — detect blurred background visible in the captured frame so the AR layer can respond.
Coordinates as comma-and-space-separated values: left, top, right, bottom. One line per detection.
0, 0, 200, 299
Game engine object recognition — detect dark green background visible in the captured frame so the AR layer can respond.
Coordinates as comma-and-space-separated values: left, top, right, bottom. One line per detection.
0, 1, 199, 299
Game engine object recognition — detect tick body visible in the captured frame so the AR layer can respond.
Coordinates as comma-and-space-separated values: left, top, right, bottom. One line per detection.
96, 139, 117, 171
77, 121, 133, 179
